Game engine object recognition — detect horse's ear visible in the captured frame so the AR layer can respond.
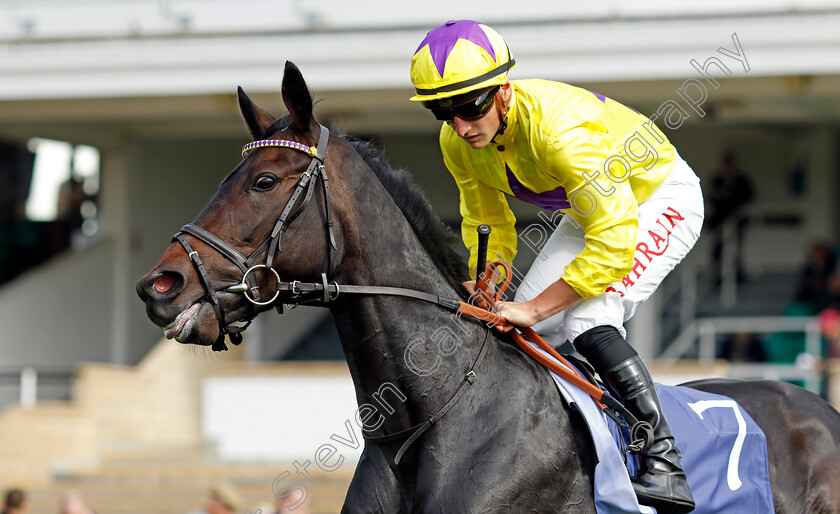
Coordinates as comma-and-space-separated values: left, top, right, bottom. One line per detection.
281, 61, 314, 133
238, 86, 276, 140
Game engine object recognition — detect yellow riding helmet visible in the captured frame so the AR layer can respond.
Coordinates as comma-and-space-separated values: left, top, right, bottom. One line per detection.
410, 20, 515, 105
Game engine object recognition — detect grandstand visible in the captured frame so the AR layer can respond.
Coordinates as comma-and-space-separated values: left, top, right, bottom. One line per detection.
1, 1, 840, 510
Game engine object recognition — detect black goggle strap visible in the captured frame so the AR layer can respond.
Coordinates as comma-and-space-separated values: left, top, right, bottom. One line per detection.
415, 58, 515, 96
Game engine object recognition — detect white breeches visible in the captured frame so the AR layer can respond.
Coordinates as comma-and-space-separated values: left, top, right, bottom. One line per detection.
514, 153, 705, 347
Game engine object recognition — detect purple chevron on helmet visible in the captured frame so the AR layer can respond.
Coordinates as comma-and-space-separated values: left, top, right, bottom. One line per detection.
409, 20, 515, 103
416, 20, 497, 77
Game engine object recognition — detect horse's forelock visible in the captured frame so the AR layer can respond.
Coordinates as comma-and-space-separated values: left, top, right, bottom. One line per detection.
261, 115, 295, 140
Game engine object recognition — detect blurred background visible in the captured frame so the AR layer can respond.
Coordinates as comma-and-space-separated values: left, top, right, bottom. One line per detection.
1, 1, 839, 512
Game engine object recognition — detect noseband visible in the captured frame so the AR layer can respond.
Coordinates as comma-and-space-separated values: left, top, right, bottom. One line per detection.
173, 124, 335, 351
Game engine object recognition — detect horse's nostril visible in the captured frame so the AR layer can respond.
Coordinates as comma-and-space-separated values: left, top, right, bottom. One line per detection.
154, 273, 177, 293
141, 270, 184, 300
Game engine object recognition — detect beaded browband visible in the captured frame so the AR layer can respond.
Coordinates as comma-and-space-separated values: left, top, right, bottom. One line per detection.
241, 139, 318, 158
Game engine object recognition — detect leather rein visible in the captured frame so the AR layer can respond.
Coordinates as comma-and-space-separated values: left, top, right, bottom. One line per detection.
173, 124, 651, 464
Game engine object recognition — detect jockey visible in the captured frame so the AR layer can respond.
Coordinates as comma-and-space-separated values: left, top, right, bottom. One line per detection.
409, 20, 703, 513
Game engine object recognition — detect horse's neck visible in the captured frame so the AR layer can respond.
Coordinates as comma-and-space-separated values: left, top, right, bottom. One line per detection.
330, 207, 487, 431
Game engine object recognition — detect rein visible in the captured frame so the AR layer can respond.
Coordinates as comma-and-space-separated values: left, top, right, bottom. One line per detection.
243, 260, 652, 462
174, 127, 651, 462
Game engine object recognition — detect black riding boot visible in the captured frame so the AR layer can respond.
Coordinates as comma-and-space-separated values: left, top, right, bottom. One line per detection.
603, 356, 695, 514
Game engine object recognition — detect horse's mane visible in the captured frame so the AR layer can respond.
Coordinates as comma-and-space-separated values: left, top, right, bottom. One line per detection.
341, 134, 470, 296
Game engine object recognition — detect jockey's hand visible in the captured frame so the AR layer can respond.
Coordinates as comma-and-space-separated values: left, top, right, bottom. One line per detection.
462, 280, 478, 296
495, 300, 541, 333
462, 280, 495, 299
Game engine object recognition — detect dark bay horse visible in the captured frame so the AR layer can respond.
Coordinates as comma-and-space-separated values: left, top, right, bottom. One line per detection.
137, 62, 840, 513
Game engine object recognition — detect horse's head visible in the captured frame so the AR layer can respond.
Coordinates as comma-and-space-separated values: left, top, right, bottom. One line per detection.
136, 62, 343, 349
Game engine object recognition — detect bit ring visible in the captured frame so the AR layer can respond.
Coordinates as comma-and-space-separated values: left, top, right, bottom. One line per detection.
240, 264, 281, 306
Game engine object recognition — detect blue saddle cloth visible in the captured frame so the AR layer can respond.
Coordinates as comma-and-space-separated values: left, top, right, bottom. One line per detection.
609, 384, 777, 513
649, 384, 775, 513
534, 345, 775, 513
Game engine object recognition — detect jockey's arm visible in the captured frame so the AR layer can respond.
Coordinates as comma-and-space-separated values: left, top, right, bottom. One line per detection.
496, 278, 581, 332
499, 125, 640, 328
441, 132, 518, 279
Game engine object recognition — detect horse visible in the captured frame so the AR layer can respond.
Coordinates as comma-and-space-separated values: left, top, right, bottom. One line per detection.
136, 61, 840, 513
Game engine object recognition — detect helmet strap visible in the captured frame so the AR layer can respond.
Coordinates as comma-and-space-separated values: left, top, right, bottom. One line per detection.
496, 96, 510, 137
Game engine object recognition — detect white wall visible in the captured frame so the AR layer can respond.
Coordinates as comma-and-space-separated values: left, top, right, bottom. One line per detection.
202, 374, 363, 462
0, 238, 115, 369
3, 1, 840, 100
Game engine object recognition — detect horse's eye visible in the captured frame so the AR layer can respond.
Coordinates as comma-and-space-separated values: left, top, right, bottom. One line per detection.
254, 175, 277, 191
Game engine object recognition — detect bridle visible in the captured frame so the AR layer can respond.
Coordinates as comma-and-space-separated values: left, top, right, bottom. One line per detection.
173, 124, 335, 352
173, 123, 467, 352
167, 123, 492, 463
168, 123, 652, 464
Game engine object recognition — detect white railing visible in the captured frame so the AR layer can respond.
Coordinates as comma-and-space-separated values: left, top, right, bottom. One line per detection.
657, 201, 808, 349
719, 217, 740, 308
659, 315, 823, 393
0, 367, 74, 412
715, 202, 807, 308
20, 367, 37, 409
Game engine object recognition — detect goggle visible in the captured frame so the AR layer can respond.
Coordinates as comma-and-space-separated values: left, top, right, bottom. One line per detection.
425, 86, 500, 122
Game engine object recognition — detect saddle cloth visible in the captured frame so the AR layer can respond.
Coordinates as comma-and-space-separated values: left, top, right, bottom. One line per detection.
530, 343, 775, 514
